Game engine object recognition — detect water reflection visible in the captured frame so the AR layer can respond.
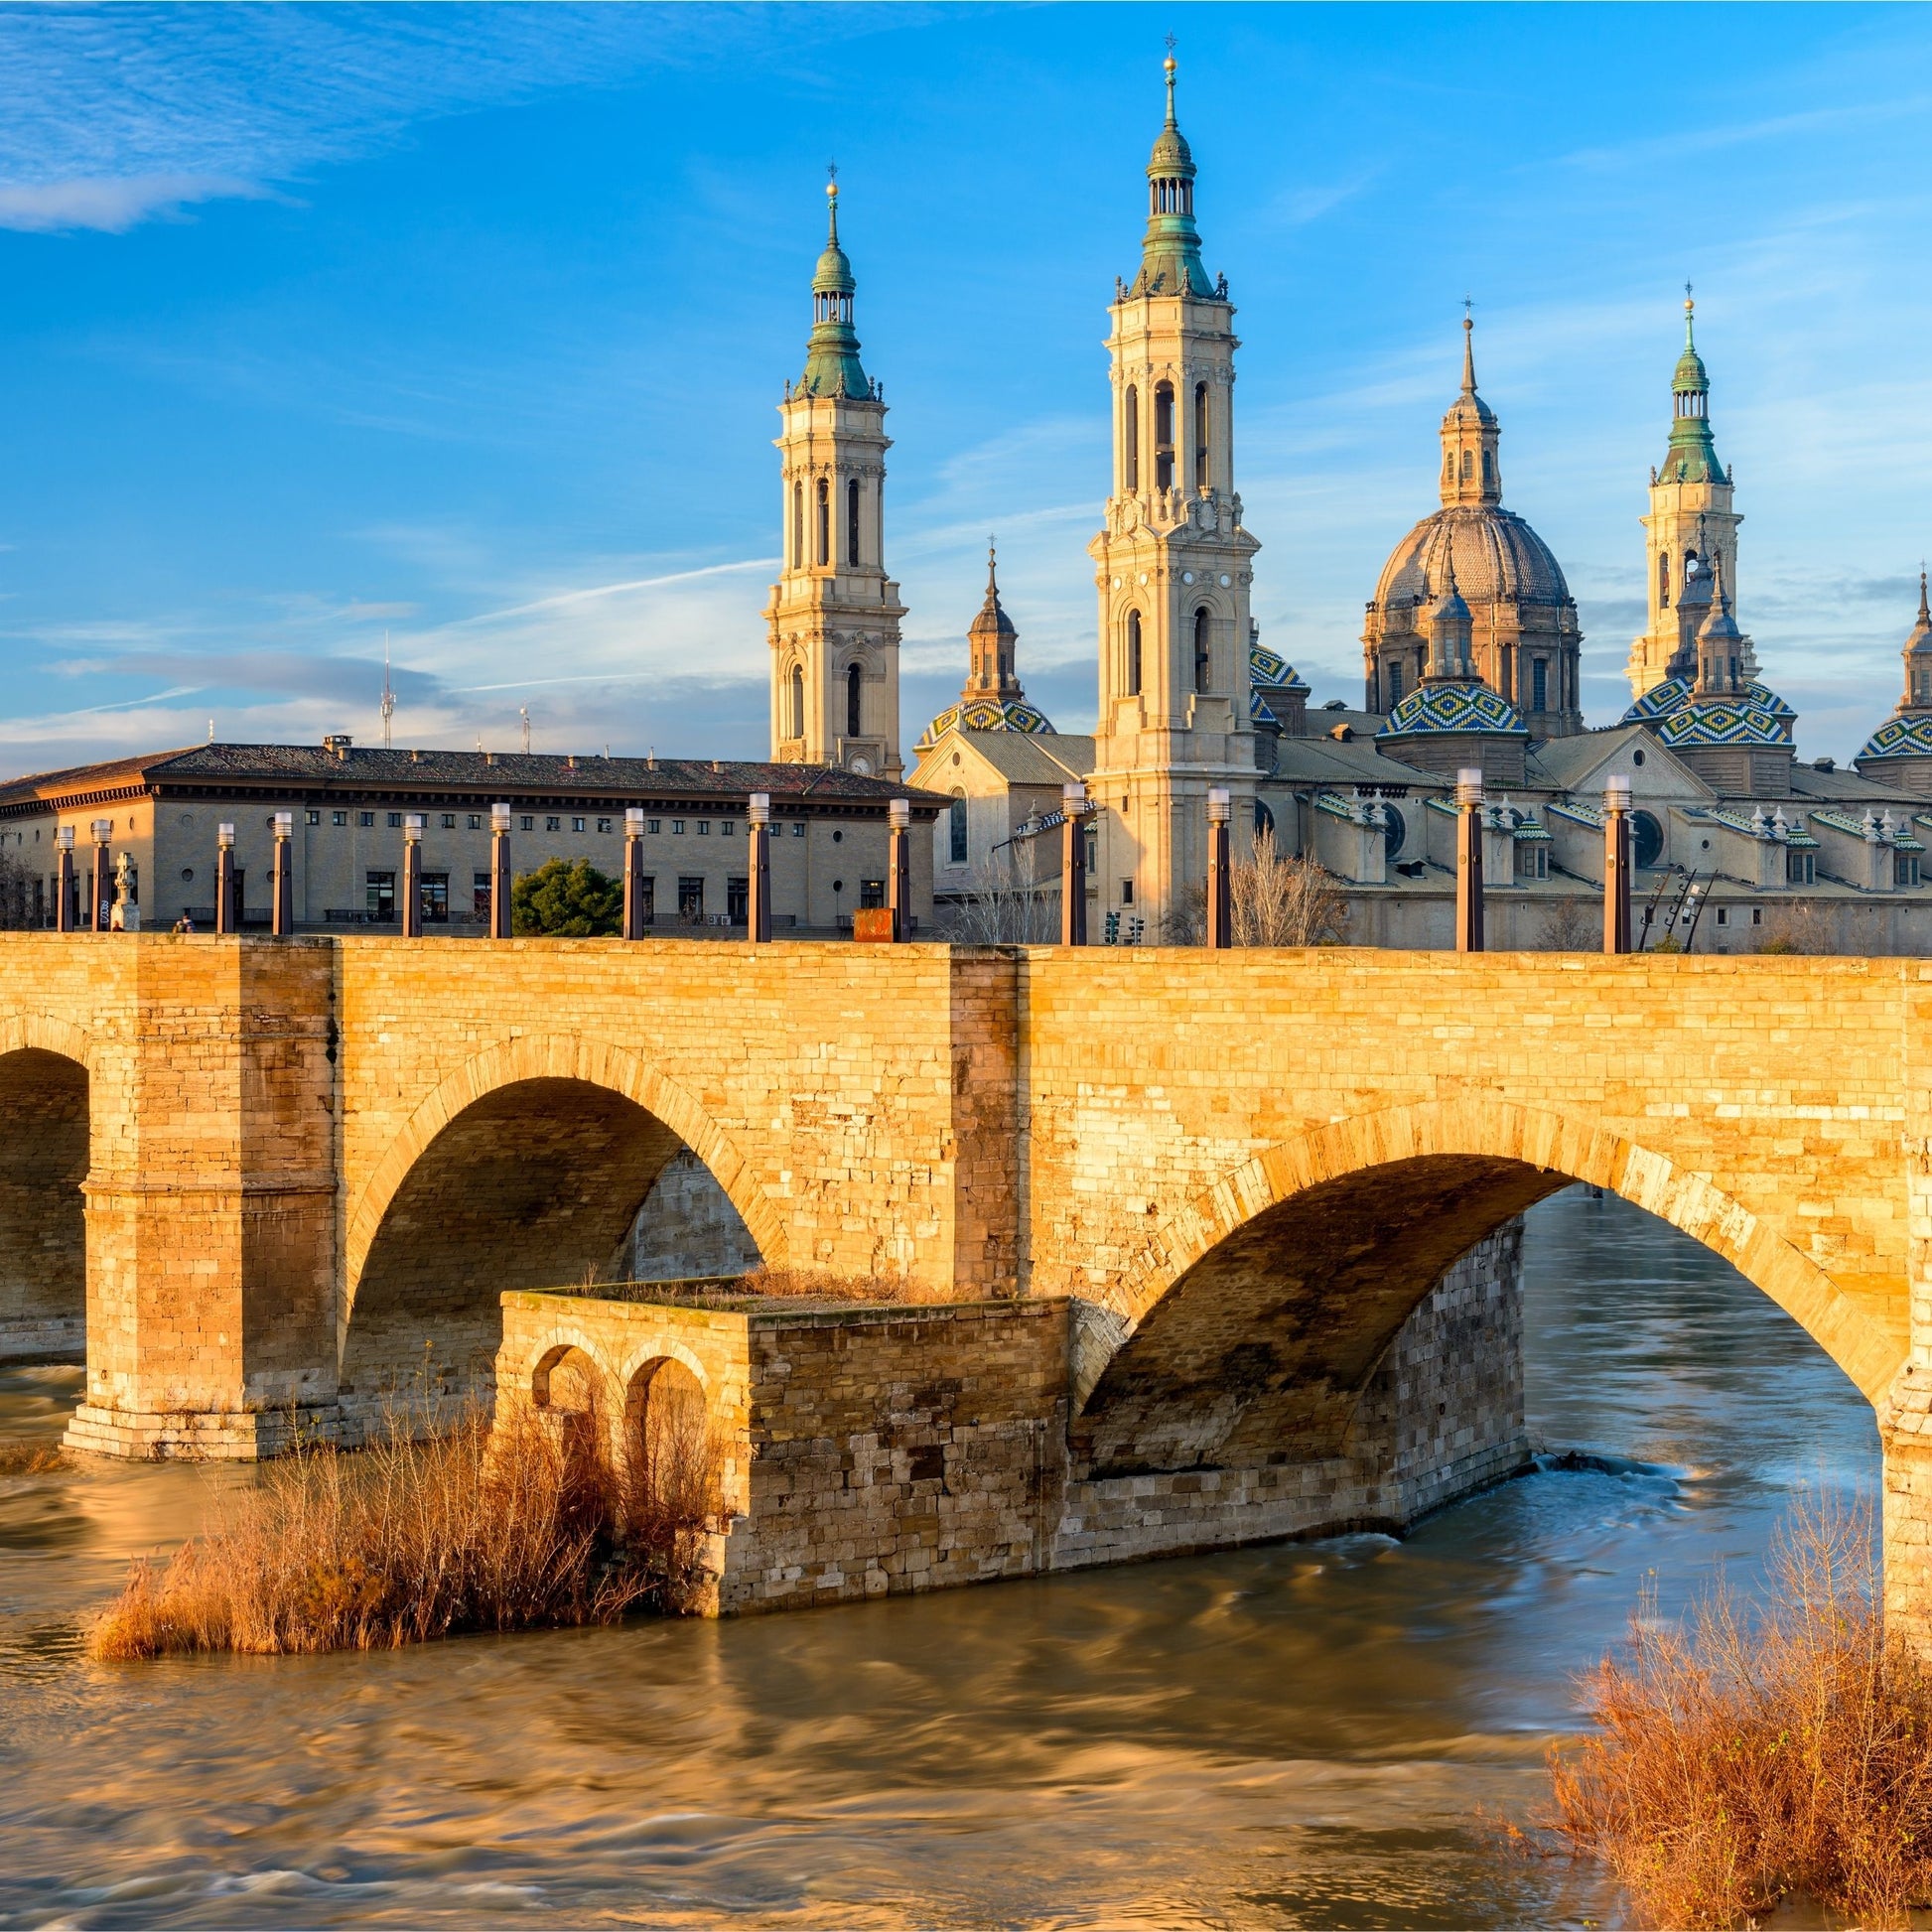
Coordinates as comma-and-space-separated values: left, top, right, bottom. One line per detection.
0, 1188, 1877, 1928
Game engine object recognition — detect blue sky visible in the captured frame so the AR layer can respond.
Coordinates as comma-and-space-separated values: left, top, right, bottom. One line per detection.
1, 2, 1929, 773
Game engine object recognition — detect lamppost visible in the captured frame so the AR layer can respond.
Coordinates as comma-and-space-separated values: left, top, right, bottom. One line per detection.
215, 822, 236, 935
1061, 781, 1088, 947
401, 814, 424, 937
89, 819, 112, 931
1603, 773, 1632, 955
271, 810, 294, 936
623, 806, 647, 939
55, 826, 74, 934
1454, 767, 1484, 954
1205, 786, 1231, 949
748, 793, 771, 944
888, 797, 910, 943
489, 803, 512, 938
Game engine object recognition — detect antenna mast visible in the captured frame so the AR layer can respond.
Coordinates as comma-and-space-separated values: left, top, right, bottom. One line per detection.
380, 632, 396, 750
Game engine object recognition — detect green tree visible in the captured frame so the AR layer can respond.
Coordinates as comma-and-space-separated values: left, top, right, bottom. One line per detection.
510, 858, 623, 937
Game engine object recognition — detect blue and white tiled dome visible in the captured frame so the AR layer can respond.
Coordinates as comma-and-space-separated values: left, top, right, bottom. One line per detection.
1377, 681, 1529, 740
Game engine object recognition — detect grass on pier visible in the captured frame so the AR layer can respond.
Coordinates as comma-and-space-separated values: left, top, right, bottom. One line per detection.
89, 1398, 720, 1659
1547, 1495, 1932, 1929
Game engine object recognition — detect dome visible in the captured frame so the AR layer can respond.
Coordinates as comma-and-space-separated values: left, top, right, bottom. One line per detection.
913, 696, 1055, 755
1859, 714, 1932, 763
1623, 676, 1793, 727
1249, 639, 1308, 692
1372, 503, 1572, 615
1656, 697, 1791, 752
813, 184, 855, 295
1377, 682, 1528, 741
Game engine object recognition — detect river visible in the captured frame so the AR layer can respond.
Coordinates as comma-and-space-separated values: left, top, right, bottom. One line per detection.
0, 1187, 1876, 1929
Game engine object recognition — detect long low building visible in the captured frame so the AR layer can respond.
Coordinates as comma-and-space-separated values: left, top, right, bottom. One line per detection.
0, 739, 942, 936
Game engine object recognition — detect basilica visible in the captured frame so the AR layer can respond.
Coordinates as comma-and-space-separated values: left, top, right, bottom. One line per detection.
769, 55, 1932, 952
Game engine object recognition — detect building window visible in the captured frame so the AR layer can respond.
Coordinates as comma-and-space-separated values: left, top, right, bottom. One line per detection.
1387, 660, 1404, 707
421, 873, 449, 924
1786, 850, 1816, 886
1897, 852, 1921, 888
571, 816, 586, 833
791, 820, 806, 838
1752, 907, 1763, 924
596, 817, 612, 835
671, 819, 685, 835
647, 818, 661, 834
387, 812, 402, 828
519, 815, 534, 832
365, 871, 396, 921
1531, 658, 1548, 712
435, 813, 451, 830
633, 876, 655, 923
1126, 610, 1143, 696
847, 478, 862, 566
1716, 906, 1728, 925
948, 792, 967, 865
791, 482, 804, 568
1154, 381, 1174, 490
1631, 809, 1665, 870
727, 876, 749, 923
359, 812, 374, 828
1124, 383, 1139, 491
722, 820, 736, 836
1460, 448, 1473, 482
332, 810, 347, 826
1121, 878, 1135, 905
1658, 552, 1671, 609
473, 872, 491, 920
1481, 449, 1494, 490
1193, 382, 1209, 489
1193, 607, 1211, 694
697, 819, 711, 835
845, 661, 864, 739
815, 478, 830, 566
859, 878, 886, 908
789, 665, 805, 740
545, 815, 560, 832
468, 814, 482, 830
677, 876, 705, 921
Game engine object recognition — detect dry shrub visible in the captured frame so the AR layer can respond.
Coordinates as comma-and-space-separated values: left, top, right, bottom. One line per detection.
89, 1398, 723, 1660
733, 1264, 919, 1305
1232, 827, 1351, 948
1548, 1494, 1932, 1928
1534, 897, 1598, 952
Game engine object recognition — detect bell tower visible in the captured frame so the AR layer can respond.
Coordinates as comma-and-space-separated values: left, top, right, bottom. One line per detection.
764, 175, 905, 777
1626, 290, 1751, 702
1087, 52, 1259, 935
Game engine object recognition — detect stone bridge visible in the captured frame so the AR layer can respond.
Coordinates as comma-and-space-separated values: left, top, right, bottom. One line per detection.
3, 933, 1931, 1622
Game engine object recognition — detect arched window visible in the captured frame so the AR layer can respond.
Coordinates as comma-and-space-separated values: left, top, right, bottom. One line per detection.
846, 662, 863, 739
1126, 611, 1143, 696
948, 791, 967, 865
1387, 659, 1404, 706
1460, 448, 1473, 483
1154, 381, 1175, 490
1531, 658, 1549, 713
791, 483, 803, 568
1193, 607, 1211, 694
815, 478, 830, 566
1444, 451, 1454, 486
1124, 384, 1140, 492
1480, 449, 1493, 490
847, 479, 862, 566
1193, 383, 1209, 489
1658, 552, 1671, 609
788, 664, 805, 740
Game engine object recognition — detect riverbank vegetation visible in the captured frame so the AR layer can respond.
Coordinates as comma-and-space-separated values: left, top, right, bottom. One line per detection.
89, 1398, 720, 1659
1547, 1496, 1932, 1929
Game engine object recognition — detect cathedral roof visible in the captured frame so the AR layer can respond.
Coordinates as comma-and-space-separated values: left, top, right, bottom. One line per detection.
796, 182, 872, 401
1372, 503, 1573, 615
1655, 697, 1792, 752
1660, 295, 1725, 486
1249, 639, 1308, 692
1375, 681, 1529, 742
914, 697, 1055, 753
1128, 56, 1216, 301
914, 546, 1055, 753
1857, 714, 1932, 764
1621, 676, 1795, 725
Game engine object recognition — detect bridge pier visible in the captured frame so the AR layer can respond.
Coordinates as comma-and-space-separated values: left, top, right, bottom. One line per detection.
1882, 1368, 1932, 1649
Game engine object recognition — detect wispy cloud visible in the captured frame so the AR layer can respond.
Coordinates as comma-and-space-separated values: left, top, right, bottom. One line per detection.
0, 173, 270, 233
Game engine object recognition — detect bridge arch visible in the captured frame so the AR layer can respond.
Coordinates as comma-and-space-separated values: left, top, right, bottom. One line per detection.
0, 1017, 96, 1363
340, 1034, 779, 1431
1077, 1095, 1894, 1480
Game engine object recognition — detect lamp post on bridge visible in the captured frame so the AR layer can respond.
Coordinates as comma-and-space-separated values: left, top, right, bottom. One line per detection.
89, 819, 112, 931
888, 797, 910, 943
55, 825, 74, 934
622, 807, 647, 940
1061, 781, 1088, 947
1454, 767, 1484, 954
215, 822, 236, 935
489, 803, 512, 938
401, 814, 424, 938
271, 811, 294, 937
1205, 785, 1232, 949
748, 793, 772, 944
1603, 773, 1632, 955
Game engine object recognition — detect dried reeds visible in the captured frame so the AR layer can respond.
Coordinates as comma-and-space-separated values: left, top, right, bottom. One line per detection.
1547, 1493, 1932, 1929
89, 1397, 723, 1660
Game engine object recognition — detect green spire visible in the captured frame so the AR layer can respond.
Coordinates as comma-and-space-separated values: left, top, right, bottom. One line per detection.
1661, 285, 1724, 485
796, 173, 872, 401
1128, 52, 1216, 301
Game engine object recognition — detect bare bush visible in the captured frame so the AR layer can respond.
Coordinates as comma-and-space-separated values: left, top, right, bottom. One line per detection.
1753, 898, 1861, 956
87, 1402, 686, 1659
940, 841, 1057, 944
1231, 827, 1351, 947
0, 847, 41, 930
1534, 897, 1598, 952
1547, 1493, 1932, 1929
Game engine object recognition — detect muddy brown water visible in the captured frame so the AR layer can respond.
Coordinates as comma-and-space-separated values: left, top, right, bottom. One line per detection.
0, 1188, 1876, 1928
